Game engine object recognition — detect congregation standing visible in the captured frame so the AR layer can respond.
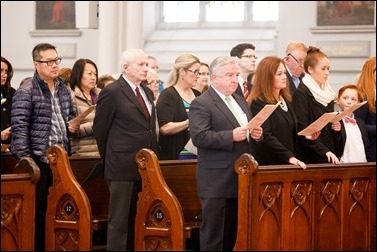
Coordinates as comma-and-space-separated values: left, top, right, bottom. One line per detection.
2, 40, 375, 251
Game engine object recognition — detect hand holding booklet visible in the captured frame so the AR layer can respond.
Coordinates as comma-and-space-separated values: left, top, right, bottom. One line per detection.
298, 112, 338, 136
298, 101, 368, 137
246, 101, 281, 129
330, 100, 367, 123
68, 105, 96, 125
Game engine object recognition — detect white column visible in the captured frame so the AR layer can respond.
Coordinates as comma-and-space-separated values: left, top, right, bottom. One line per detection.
122, 2, 144, 50
98, 2, 119, 77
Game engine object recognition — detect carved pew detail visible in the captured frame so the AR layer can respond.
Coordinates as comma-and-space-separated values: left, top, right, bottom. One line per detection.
234, 153, 376, 251
1, 157, 40, 251
45, 145, 108, 251
135, 148, 200, 251
45, 145, 93, 251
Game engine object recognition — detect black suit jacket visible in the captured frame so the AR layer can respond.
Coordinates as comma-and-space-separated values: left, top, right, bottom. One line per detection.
250, 98, 299, 165
334, 118, 371, 161
93, 75, 159, 181
235, 79, 252, 98
284, 64, 304, 95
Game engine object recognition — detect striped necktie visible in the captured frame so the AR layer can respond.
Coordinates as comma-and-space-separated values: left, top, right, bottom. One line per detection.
242, 81, 249, 99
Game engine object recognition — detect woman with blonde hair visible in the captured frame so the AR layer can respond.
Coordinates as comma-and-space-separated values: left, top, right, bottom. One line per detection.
156, 53, 201, 160
354, 56, 376, 161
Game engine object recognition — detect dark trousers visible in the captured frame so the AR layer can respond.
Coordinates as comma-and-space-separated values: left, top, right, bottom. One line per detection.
199, 197, 238, 251
107, 180, 141, 251
33, 158, 52, 251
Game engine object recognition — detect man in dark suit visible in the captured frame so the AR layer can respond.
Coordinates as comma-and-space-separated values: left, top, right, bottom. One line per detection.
230, 43, 257, 99
93, 48, 160, 251
283, 42, 308, 95
188, 56, 263, 251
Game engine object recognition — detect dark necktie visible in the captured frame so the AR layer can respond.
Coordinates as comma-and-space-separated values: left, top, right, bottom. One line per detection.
243, 81, 249, 100
135, 87, 150, 121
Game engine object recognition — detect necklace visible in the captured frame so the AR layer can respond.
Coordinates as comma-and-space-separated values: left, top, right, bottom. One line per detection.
279, 96, 288, 112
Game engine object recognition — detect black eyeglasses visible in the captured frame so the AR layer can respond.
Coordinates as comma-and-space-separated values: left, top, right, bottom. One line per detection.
288, 53, 304, 66
186, 69, 200, 76
241, 55, 258, 59
35, 58, 62, 66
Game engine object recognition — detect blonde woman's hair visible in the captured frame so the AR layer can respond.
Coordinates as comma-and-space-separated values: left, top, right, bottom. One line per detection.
165, 53, 200, 88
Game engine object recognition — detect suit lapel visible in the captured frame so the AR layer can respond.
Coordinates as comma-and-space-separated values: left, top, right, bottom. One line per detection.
208, 88, 247, 127
233, 93, 252, 121
119, 78, 152, 123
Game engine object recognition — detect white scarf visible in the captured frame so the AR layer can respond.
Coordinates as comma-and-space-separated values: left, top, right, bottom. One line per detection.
302, 74, 336, 106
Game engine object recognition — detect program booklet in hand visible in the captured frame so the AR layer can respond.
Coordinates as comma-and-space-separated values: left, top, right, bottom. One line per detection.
246, 101, 281, 129
68, 105, 96, 125
298, 112, 338, 136
330, 100, 367, 123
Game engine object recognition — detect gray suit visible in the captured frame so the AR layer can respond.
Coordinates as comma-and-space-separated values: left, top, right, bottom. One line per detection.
189, 86, 252, 250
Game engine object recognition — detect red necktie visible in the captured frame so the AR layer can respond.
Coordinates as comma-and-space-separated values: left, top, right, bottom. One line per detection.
135, 87, 150, 121
243, 81, 249, 100
344, 116, 356, 125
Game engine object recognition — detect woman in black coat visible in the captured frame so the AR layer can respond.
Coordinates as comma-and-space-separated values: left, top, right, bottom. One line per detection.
292, 46, 340, 164
1, 56, 16, 145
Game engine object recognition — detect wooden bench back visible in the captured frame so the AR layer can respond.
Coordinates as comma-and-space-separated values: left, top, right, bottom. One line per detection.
135, 148, 201, 251
45, 145, 108, 251
1, 157, 40, 251
1, 152, 20, 174
233, 153, 376, 251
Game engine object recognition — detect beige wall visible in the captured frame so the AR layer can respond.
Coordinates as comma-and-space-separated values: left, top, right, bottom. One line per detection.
1, 1, 376, 93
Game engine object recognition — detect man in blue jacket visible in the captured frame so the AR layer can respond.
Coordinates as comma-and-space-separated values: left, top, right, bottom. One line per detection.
11, 43, 77, 251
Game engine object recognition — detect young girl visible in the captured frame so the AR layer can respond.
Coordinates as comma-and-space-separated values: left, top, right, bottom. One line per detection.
335, 84, 371, 162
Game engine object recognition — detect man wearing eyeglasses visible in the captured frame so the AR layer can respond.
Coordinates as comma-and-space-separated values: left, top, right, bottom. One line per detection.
230, 43, 257, 100
10, 42, 78, 251
283, 42, 308, 95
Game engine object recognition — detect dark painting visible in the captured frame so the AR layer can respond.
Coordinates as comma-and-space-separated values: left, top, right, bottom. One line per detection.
36, 1, 76, 30
317, 1, 375, 26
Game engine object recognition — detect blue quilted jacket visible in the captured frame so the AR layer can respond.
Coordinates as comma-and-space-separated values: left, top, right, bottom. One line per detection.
11, 71, 75, 160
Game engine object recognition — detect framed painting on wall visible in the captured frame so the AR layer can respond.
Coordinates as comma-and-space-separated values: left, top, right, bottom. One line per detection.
36, 1, 76, 30
317, 1, 375, 26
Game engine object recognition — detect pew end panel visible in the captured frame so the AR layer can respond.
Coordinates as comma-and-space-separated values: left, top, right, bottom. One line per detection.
45, 145, 94, 251
1, 157, 40, 251
233, 153, 376, 251
135, 148, 201, 251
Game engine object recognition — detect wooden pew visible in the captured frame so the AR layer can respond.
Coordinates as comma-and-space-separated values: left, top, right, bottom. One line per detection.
1, 152, 20, 174
135, 148, 201, 251
45, 145, 108, 251
1, 156, 40, 251
233, 153, 376, 251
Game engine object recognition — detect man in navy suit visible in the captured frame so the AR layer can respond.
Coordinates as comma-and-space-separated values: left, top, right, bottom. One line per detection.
93, 48, 160, 251
188, 56, 263, 251
230, 43, 257, 99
